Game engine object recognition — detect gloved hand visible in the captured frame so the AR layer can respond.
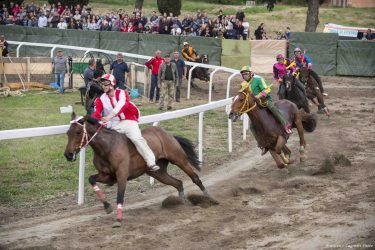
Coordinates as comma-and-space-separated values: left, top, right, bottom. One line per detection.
278, 78, 283, 83
308, 63, 312, 70
292, 72, 297, 76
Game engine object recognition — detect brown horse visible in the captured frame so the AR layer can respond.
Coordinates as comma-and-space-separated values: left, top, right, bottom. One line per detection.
299, 64, 330, 117
228, 88, 317, 169
64, 113, 212, 227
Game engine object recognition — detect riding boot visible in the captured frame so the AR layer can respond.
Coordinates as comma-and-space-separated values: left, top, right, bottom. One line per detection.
278, 84, 286, 100
267, 101, 292, 134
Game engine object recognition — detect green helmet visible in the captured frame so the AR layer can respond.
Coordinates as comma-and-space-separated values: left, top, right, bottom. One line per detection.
240, 65, 252, 73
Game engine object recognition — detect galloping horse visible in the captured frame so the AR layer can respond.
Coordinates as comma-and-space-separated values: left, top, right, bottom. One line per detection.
229, 88, 317, 168
299, 64, 330, 116
192, 54, 210, 82
282, 71, 310, 113
64, 113, 212, 227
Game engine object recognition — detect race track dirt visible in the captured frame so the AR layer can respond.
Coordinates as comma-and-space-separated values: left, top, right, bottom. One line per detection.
0, 75, 374, 250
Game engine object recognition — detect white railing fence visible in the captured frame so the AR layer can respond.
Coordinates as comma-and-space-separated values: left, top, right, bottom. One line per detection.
8, 41, 239, 102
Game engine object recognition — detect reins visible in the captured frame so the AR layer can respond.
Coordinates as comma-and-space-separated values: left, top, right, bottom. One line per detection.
71, 117, 104, 149
238, 91, 257, 114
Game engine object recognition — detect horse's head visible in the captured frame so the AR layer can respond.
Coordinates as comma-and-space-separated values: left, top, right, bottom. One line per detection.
64, 112, 85, 161
299, 64, 309, 83
228, 88, 256, 122
283, 71, 294, 92
195, 54, 209, 64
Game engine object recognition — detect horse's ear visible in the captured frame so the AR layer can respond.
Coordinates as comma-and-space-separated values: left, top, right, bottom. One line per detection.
71, 112, 77, 121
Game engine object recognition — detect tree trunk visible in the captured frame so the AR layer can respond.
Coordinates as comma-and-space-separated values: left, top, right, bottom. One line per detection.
135, 0, 144, 10
305, 0, 320, 32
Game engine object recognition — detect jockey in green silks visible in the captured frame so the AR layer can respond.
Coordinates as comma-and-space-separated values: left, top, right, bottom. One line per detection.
239, 65, 293, 136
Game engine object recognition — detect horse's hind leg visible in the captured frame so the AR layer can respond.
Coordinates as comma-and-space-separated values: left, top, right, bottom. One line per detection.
294, 112, 306, 162
148, 159, 187, 202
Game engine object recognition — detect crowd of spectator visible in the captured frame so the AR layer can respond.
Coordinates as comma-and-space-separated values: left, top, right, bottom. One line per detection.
0, 2, 291, 40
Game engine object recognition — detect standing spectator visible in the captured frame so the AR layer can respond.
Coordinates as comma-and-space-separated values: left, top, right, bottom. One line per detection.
242, 18, 250, 40
57, 17, 67, 29
145, 50, 164, 103
51, 49, 68, 94
110, 53, 130, 90
235, 7, 245, 22
0, 35, 9, 57
158, 55, 177, 110
171, 51, 186, 102
365, 29, 374, 40
83, 58, 96, 87
38, 12, 48, 27
285, 27, 291, 40
254, 23, 265, 40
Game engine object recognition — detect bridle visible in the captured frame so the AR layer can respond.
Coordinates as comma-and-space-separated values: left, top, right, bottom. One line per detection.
237, 90, 257, 114
70, 117, 104, 149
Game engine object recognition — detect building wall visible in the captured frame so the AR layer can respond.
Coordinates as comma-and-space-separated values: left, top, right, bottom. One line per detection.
348, 0, 375, 7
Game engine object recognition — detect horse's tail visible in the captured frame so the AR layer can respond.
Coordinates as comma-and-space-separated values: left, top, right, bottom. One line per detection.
301, 112, 317, 133
174, 136, 201, 171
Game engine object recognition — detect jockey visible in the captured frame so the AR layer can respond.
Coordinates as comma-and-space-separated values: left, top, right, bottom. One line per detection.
290, 47, 327, 96
240, 66, 293, 136
273, 54, 305, 99
92, 74, 160, 172
181, 42, 198, 62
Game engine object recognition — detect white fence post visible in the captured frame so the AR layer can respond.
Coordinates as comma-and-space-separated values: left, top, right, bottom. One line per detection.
208, 68, 222, 103
228, 118, 232, 153
243, 114, 249, 141
187, 65, 198, 100
16, 43, 24, 58
78, 148, 86, 205
198, 112, 204, 162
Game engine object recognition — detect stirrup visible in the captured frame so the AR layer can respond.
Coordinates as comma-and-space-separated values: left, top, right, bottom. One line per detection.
148, 165, 160, 171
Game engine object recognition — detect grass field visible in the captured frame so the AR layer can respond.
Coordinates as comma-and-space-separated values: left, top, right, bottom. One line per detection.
0, 90, 240, 206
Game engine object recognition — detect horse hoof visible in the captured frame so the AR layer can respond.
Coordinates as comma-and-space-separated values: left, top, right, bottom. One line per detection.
112, 220, 122, 228
104, 203, 113, 214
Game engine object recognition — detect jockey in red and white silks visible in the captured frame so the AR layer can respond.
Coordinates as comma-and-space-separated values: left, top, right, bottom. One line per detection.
92, 73, 160, 171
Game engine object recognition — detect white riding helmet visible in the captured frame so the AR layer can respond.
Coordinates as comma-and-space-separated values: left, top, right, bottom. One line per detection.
100, 74, 116, 86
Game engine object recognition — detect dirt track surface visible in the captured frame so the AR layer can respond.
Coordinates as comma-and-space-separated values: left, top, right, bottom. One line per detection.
1, 75, 375, 249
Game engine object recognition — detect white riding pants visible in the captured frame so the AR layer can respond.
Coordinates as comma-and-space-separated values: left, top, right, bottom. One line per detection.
113, 120, 156, 167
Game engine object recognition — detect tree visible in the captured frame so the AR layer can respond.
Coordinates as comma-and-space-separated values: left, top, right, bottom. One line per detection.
135, 0, 144, 10
305, 0, 322, 32
157, 0, 181, 16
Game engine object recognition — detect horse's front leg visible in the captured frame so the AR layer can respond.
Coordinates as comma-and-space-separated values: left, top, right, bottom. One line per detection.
112, 168, 128, 228
88, 173, 114, 214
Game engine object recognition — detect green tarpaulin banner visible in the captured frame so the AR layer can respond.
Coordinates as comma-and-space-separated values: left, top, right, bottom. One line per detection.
99, 32, 139, 62
0, 26, 27, 56
138, 33, 179, 64
337, 40, 375, 76
25, 27, 63, 57
289, 32, 338, 76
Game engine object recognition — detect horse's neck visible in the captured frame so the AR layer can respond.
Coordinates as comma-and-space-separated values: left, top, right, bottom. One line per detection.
247, 107, 268, 132
85, 123, 112, 156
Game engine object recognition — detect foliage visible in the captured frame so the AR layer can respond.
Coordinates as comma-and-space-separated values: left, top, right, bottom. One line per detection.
47, 0, 90, 8
3, 0, 24, 6
189, 0, 244, 4
157, 0, 181, 16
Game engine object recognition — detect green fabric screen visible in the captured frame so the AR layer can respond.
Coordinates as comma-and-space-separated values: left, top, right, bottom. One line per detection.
179, 36, 221, 66
138, 33, 179, 64
59, 29, 100, 58
99, 32, 139, 62
26, 27, 63, 57
337, 40, 375, 77
289, 32, 338, 76
0, 26, 27, 56
221, 39, 250, 70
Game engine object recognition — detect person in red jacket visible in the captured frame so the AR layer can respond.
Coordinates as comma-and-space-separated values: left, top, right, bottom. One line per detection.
92, 73, 160, 172
145, 50, 164, 103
